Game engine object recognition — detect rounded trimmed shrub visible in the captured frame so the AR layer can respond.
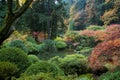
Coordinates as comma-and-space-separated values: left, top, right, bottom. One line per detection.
28, 54, 40, 64
38, 40, 57, 53
24, 61, 64, 76
25, 41, 39, 54
5, 40, 28, 53
0, 47, 29, 72
49, 54, 90, 75
55, 41, 67, 50
0, 61, 19, 80
59, 55, 89, 75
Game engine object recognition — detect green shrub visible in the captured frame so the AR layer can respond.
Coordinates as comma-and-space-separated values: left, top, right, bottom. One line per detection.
77, 74, 95, 80
28, 55, 40, 64
17, 73, 54, 80
99, 70, 120, 80
55, 41, 67, 50
86, 25, 105, 31
49, 54, 90, 75
48, 56, 62, 65
64, 31, 79, 42
26, 37, 36, 43
17, 73, 75, 80
24, 61, 64, 76
59, 56, 89, 75
38, 40, 57, 53
25, 41, 39, 54
54, 37, 64, 42
0, 61, 19, 80
0, 47, 29, 72
75, 46, 83, 51
3, 40, 28, 53
73, 35, 96, 48
75, 47, 93, 56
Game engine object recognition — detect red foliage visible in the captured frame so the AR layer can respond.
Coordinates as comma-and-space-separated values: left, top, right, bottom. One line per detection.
89, 24, 120, 70
81, 24, 120, 42
106, 24, 120, 32
105, 24, 120, 41
80, 30, 107, 41
89, 39, 120, 70
80, 30, 95, 37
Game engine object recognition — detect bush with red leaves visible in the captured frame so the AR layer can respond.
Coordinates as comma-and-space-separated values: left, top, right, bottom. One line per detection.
89, 39, 120, 70
80, 30, 107, 41
89, 24, 120, 71
105, 24, 120, 41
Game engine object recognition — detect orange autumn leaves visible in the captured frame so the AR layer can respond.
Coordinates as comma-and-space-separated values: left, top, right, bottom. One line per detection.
88, 24, 120, 70
89, 39, 120, 69
80, 24, 120, 41
80, 30, 106, 41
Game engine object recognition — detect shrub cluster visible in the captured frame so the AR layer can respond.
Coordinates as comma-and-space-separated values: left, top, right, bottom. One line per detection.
0, 47, 29, 73
49, 54, 90, 75
73, 35, 97, 48
55, 40, 67, 50
0, 61, 19, 80
17, 73, 75, 80
28, 55, 40, 64
89, 39, 120, 70
24, 61, 64, 76
3, 40, 28, 53
99, 70, 120, 80
86, 25, 105, 31
89, 24, 120, 71
38, 40, 57, 53
75, 47, 93, 56
64, 31, 79, 42
25, 41, 39, 54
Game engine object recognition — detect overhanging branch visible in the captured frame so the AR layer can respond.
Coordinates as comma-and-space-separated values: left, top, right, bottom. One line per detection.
7, 0, 13, 15
14, 0, 33, 18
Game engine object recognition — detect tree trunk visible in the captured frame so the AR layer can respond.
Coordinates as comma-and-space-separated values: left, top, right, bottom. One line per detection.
0, 0, 33, 45
0, 15, 15, 45
47, 0, 51, 39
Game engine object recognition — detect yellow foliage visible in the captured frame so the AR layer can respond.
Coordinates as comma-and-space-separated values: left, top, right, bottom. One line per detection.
19, 0, 26, 6
5, 31, 28, 43
101, 8, 119, 25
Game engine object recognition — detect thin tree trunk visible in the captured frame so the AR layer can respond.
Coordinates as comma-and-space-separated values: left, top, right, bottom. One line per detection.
47, 0, 51, 39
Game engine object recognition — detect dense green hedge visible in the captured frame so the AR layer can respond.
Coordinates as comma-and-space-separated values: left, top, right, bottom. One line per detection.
49, 54, 91, 75
0, 61, 19, 80
24, 61, 64, 76
28, 54, 40, 64
0, 47, 29, 72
